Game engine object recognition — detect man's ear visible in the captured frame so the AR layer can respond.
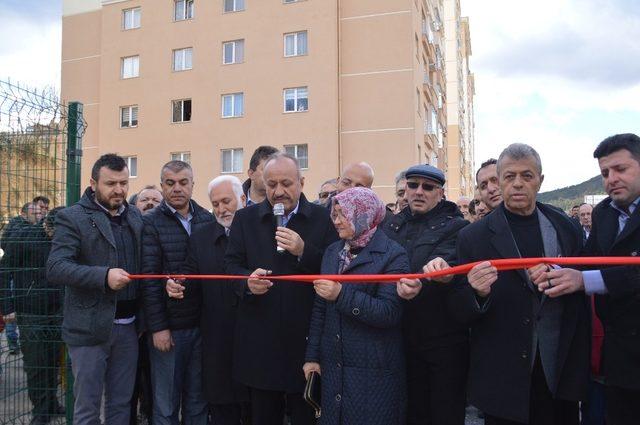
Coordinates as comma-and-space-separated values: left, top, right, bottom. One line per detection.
90, 178, 97, 192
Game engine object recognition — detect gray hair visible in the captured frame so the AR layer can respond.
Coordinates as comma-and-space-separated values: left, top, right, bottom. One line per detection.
497, 143, 542, 176
320, 178, 338, 190
395, 171, 407, 185
207, 175, 244, 204
161, 160, 193, 181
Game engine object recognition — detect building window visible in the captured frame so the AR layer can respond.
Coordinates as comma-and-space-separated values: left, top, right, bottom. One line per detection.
222, 93, 244, 118
172, 99, 192, 123
124, 156, 138, 177
121, 56, 139, 79
284, 31, 307, 57
284, 144, 308, 169
122, 8, 141, 30
175, 0, 194, 21
224, 0, 244, 13
284, 87, 308, 112
221, 148, 243, 173
173, 48, 193, 71
284, 0, 302, 3
120, 105, 138, 128
430, 108, 438, 135
171, 151, 191, 163
222, 40, 244, 64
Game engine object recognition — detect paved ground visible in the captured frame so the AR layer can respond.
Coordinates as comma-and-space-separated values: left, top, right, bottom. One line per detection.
0, 332, 66, 425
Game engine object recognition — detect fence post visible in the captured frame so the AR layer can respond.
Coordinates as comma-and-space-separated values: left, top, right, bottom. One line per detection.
65, 101, 83, 424
66, 101, 83, 207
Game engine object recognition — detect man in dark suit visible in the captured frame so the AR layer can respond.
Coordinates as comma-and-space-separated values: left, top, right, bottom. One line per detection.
448, 143, 589, 425
225, 152, 338, 425
167, 174, 249, 424
530, 133, 640, 425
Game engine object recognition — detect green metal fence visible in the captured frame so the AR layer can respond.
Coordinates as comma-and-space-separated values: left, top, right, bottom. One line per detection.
0, 80, 85, 424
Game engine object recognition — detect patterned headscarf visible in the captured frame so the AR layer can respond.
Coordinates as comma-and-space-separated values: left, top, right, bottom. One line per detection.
333, 188, 386, 273
332, 187, 386, 249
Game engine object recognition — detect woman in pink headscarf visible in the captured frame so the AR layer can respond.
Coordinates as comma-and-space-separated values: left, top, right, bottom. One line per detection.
303, 187, 409, 424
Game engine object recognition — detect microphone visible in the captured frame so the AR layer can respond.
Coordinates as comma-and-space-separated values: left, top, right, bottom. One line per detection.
273, 203, 285, 253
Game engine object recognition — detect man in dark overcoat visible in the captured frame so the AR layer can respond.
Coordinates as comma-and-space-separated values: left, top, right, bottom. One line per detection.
450, 143, 590, 425
225, 153, 338, 425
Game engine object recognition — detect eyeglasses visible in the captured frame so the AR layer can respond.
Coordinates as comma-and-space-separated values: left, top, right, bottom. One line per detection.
406, 181, 440, 191
318, 191, 336, 199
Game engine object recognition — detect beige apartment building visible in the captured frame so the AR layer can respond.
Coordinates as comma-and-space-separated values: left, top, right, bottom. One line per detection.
62, 0, 472, 205
444, 0, 475, 198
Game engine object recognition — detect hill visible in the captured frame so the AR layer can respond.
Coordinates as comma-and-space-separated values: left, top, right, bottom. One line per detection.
537, 175, 606, 211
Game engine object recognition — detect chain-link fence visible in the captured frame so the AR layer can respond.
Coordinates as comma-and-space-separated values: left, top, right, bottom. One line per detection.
0, 79, 85, 424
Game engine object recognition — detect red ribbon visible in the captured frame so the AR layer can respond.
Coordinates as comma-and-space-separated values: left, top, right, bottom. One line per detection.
128, 256, 640, 283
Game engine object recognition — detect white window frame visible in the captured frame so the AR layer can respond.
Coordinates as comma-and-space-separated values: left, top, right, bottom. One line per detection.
120, 105, 138, 128
173, 47, 193, 71
172, 99, 192, 123
283, 87, 308, 113
222, 40, 244, 64
283, 0, 303, 3
174, 0, 194, 21
223, 0, 245, 13
121, 55, 139, 79
284, 144, 308, 169
221, 93, 244, 118
284, 31, 308, 57
122, 7, 141, 30
124, 156, 138, 178
171, 151, 191, 163
221, 148, 243, 173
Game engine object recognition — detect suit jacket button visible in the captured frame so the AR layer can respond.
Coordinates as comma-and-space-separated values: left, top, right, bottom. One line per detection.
335, 394, 342, 402
352, 308, 360, 316
632, 251, 638, 257
523, 317, 531, 325
336, 334, 341, 341
521, 351, 528, 359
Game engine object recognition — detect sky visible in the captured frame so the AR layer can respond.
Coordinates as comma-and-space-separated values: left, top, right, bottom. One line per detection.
461, 0, 640, 191
1, 0, 639, 191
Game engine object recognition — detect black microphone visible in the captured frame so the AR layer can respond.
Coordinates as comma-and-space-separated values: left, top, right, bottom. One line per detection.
273, 203, 285, 253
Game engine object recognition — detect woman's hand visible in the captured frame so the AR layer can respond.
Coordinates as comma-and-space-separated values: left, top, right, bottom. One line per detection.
303, 362, 321, 380
397, 278, 422, 300
313, 279, 342, 301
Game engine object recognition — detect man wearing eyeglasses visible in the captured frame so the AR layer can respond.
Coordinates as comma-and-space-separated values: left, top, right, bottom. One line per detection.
316, 178, 337, 207
383, 164, 470, 425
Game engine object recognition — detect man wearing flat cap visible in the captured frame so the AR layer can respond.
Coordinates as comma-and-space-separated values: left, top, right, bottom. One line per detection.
383, 164, 470, 425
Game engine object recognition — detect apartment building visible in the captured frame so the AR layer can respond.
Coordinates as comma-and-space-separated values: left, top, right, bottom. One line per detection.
62, 0, 467, 205
444, 0, 475, 199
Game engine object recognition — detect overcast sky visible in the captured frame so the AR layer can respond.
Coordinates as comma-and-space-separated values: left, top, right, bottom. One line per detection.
1, 0, 639, 191
461, 0, 640, 191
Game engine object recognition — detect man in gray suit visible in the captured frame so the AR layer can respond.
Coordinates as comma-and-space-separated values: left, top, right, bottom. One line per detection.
47, 154, 143, 425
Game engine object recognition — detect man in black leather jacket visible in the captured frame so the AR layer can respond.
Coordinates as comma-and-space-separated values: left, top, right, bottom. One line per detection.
383, 164, 469, 425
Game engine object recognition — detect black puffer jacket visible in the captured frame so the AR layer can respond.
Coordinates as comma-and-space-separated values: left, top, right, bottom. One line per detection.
383, 200, 469, 349
141, 200, 213, 332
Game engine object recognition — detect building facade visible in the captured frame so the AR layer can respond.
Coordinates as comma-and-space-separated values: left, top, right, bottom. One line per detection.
62, 0, 470, 205
444, 0, 475, 199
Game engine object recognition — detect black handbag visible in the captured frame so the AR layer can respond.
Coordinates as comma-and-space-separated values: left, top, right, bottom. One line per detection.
303, 371, 321, 418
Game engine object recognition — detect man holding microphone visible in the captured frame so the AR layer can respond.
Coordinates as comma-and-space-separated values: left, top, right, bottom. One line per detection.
225, 153, 337, 425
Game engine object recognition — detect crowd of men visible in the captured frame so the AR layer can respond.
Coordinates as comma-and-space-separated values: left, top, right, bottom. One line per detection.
1, 133, 639, 425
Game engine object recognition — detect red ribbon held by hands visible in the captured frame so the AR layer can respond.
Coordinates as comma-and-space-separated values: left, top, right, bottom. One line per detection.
127, 256, 640, 283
